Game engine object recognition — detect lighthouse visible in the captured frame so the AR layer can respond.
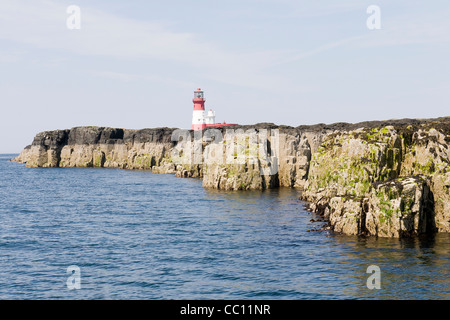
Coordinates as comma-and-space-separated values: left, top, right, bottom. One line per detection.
192, 88, 206, 130
191, 88, 236, 130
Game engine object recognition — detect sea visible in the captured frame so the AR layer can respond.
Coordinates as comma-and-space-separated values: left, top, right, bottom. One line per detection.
0, 154, 449, 299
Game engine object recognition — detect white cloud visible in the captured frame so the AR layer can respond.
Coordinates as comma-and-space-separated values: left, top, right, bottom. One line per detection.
86, 69, 198, 88
270, 4, 450, 66
0, 0, 289, 91
272, 35, 365, 65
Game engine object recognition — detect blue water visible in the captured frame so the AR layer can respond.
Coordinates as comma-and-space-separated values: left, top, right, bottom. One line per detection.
0, 154, 449, 299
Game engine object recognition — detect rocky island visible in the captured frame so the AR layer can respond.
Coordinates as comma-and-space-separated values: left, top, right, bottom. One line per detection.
13, 117, 450, 238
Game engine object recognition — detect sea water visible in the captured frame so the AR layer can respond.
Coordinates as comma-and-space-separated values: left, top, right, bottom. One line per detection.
0, 154, 448, 299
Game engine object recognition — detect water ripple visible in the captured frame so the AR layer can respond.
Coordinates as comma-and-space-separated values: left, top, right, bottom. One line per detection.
0, 156, 449, 299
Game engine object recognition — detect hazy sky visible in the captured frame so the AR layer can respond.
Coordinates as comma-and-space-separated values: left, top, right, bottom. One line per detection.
1, 0, 449, 153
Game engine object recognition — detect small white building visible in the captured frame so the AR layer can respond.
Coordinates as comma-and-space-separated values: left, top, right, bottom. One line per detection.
205, 109, 216, 125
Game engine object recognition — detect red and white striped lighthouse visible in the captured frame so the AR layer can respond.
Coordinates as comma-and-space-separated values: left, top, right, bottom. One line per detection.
191, 88, 236, 130
192, 88, 206, 130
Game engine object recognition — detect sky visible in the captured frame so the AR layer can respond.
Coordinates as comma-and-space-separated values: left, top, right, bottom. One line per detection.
0, 0, 449, 153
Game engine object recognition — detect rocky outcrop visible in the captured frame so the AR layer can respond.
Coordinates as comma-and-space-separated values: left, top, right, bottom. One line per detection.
14, 127, 178, 172
301, 119, 450, 237
310, 176, 436, 237
13, 117, 450, 237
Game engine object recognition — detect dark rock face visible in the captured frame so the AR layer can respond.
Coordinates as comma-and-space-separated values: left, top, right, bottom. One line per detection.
67, 127, 125, 145
32, 130, 69, 148
130, 128, 177, 144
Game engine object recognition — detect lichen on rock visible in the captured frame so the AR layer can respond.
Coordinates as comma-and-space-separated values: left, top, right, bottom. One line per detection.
301, 118, 450, 237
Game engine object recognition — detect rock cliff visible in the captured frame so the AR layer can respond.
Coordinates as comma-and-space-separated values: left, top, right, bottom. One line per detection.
14, 127, 177, 171
13, 117, 450, 237
300, 118, 450, 237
